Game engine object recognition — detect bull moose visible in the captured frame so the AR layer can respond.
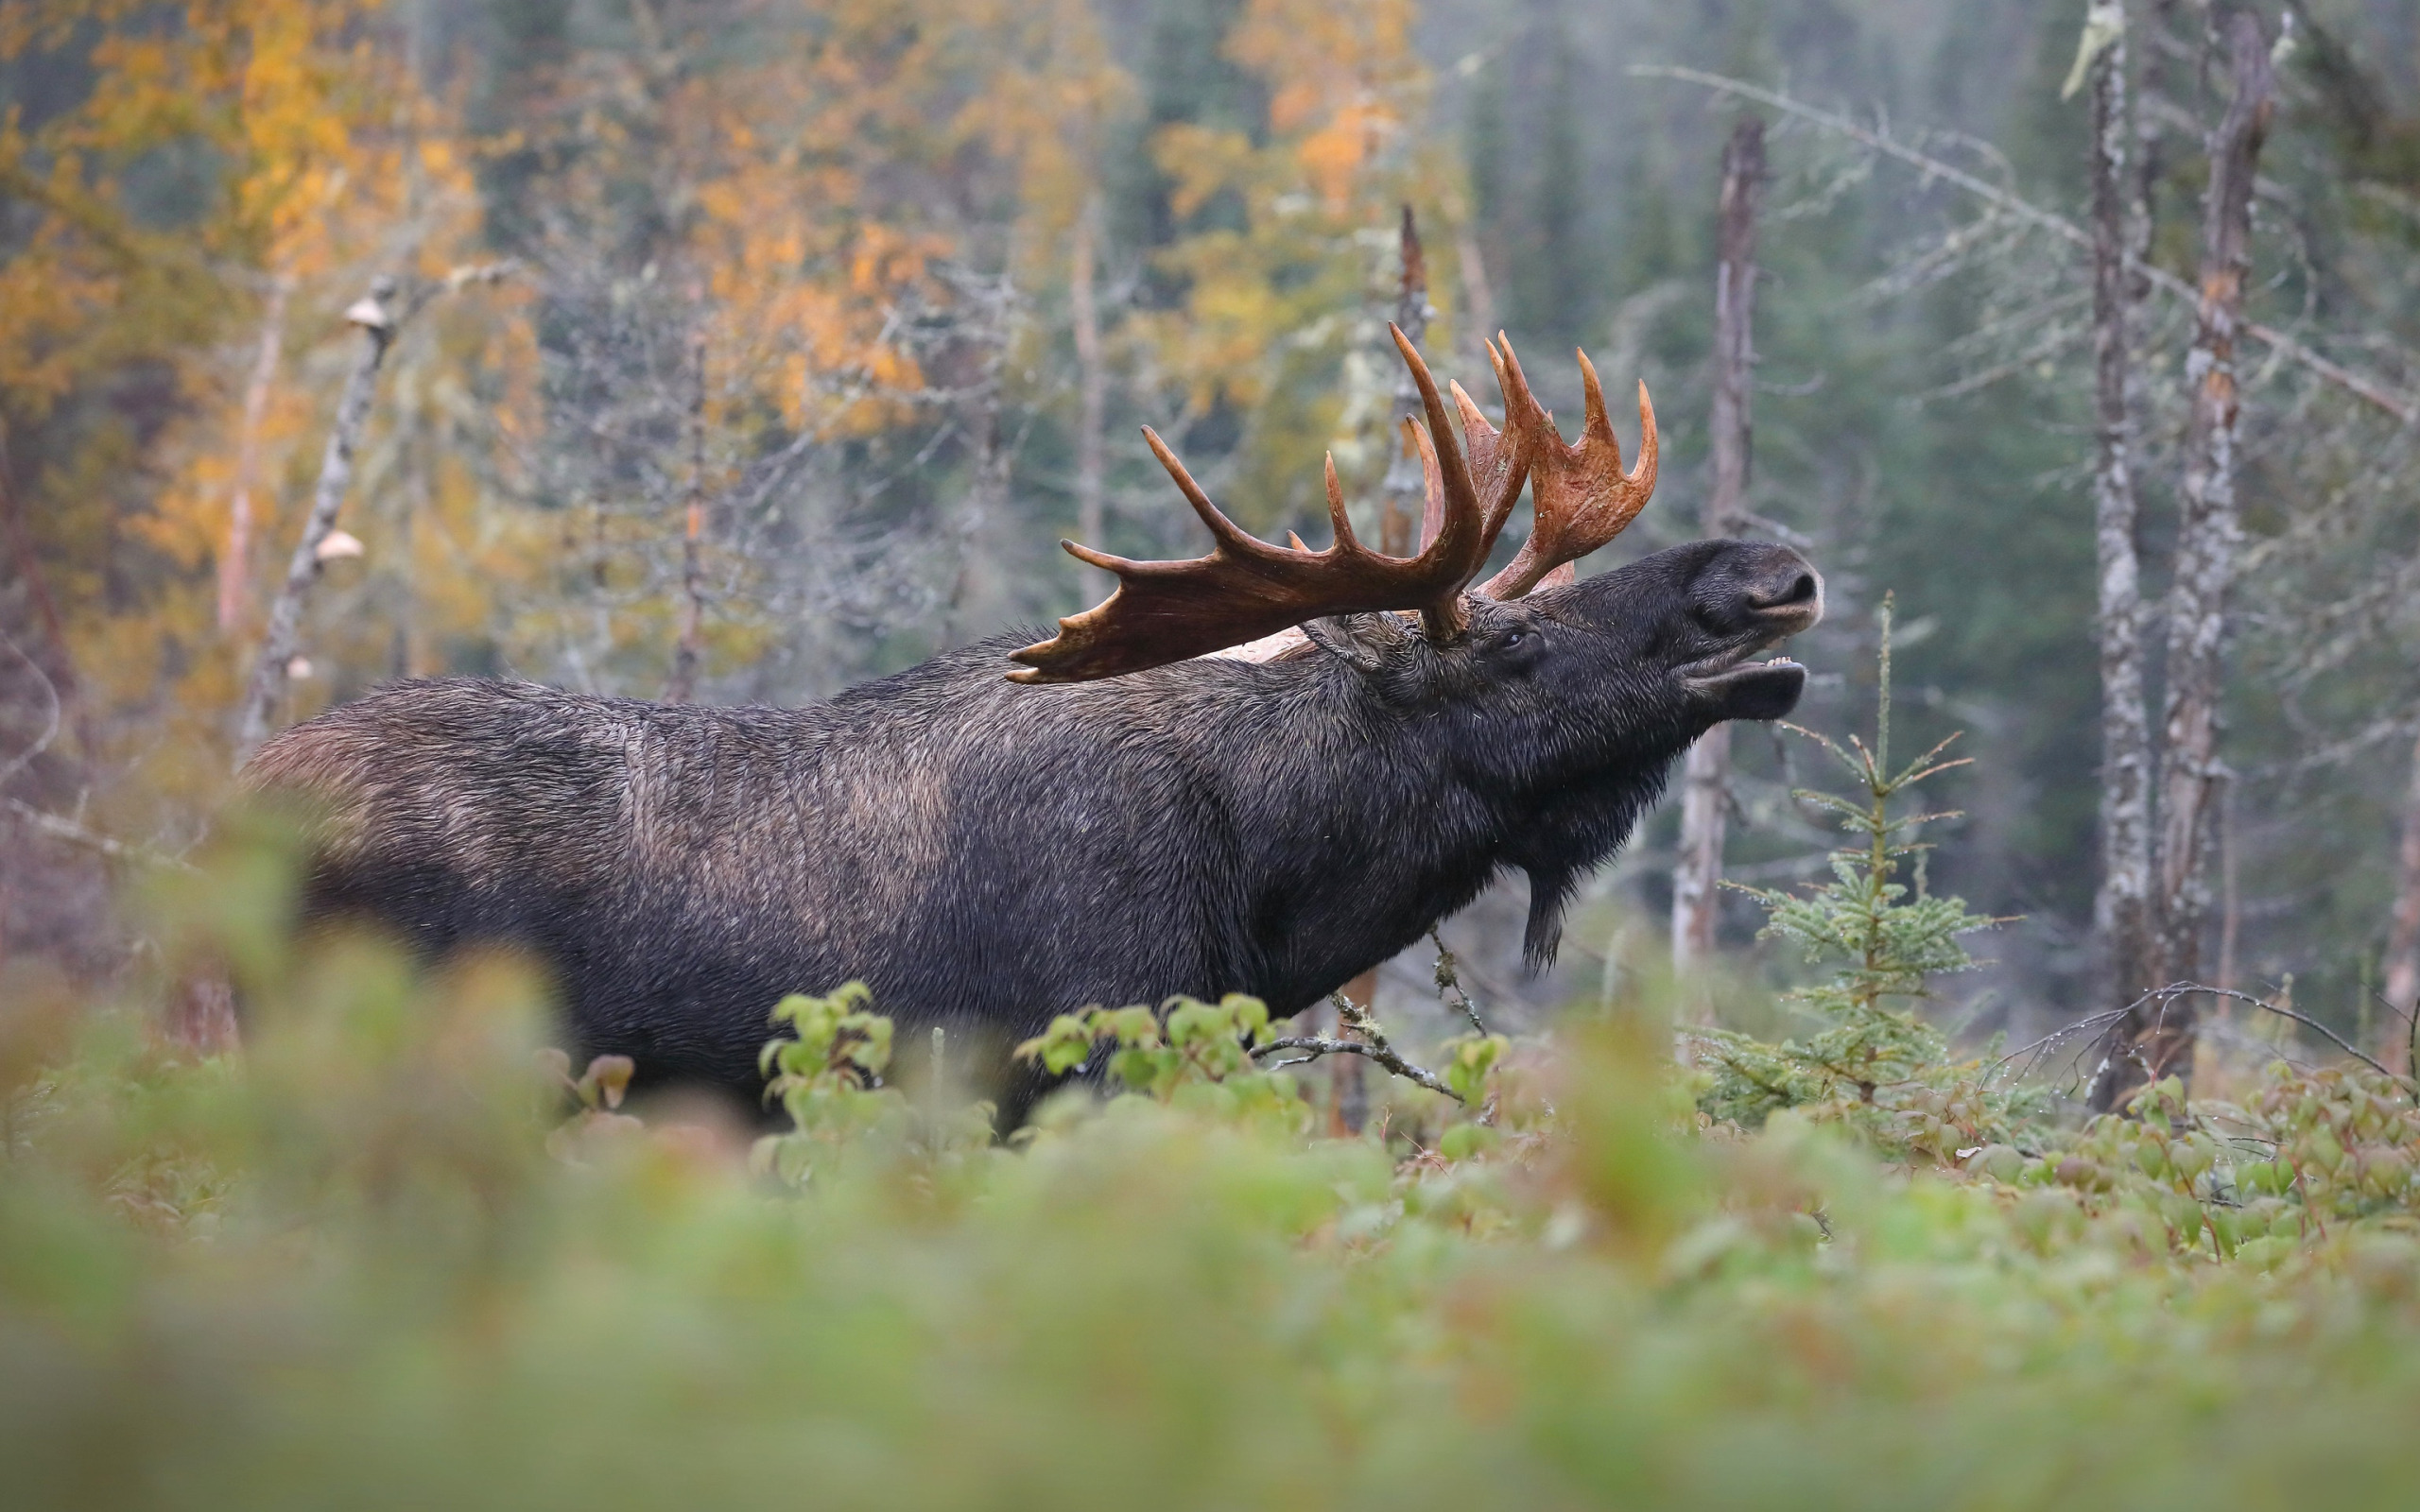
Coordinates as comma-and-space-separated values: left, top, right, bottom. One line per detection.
245, 328, 1822, 1120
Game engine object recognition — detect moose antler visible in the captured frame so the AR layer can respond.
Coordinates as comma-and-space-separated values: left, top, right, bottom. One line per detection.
1474, 336, 1657, 599
1009, 326, 1527, 684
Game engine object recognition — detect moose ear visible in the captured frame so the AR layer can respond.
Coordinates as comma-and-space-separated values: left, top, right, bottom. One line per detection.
1301, 612, 1409, 675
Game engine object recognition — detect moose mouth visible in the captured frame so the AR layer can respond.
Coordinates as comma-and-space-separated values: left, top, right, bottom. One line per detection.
1682, 636, 1807, 712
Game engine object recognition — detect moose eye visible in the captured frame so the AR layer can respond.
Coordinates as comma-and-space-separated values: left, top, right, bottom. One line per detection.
1504, 631, 1525, 647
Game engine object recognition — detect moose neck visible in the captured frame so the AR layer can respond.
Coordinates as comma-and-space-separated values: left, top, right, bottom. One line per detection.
1197, 649, 1672, 1013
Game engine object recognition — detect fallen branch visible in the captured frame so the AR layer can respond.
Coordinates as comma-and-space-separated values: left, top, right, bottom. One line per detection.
1631, 64, 2420, 426
1253, 992, 1462, 1102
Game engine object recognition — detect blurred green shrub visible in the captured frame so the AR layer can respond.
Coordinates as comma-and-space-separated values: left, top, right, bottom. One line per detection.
3, 802, 2420, 1508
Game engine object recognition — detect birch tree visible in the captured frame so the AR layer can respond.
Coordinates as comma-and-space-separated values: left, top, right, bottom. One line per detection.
2072, 3, 2156, 1012
2096, 10, 2273, 1108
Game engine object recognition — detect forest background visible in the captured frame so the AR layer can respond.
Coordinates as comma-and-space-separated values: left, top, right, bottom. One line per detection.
7, 0, 2420, 1061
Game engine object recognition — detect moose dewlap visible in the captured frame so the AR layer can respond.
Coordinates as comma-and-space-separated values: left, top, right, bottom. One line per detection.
247, 327, 1822, 1125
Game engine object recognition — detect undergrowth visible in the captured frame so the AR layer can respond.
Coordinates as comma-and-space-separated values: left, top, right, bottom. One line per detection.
4, 620, 2419, 1507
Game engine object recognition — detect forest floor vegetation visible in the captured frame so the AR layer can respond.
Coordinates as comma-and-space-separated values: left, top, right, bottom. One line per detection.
4, 633, 2419, 1508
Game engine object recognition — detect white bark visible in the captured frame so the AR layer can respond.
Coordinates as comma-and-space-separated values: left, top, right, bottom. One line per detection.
2086, 17, 2155, 1008
1070, 198, 1109, 605
1380, 206, 1432, 555
232, 279, 397, 767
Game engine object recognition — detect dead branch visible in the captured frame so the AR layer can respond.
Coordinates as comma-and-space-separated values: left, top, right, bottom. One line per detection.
1252, 991, 1462, 1102
1428, 928, 1490, 1037
5, 797, 199, 873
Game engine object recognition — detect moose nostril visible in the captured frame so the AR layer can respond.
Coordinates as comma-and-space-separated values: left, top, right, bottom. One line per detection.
1753, 573, 1816, 610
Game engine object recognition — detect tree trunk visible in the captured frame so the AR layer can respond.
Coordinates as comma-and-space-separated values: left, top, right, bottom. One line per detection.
1672, 114, 1762, 983
2382, 730, 2420, 1077
2084, 11, 2157, 1019
1070, 198, 1109, 604
1380, 205, 1431, 556
666, 332, 708, 703
217, 273, 291, 635
1455, 223, 1498, 376
232, 279, 398, 768
2100, 13, 2271, 1108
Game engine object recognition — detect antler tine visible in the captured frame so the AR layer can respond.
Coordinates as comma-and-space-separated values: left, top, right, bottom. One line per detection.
1478, 335, 1659, 600
1443, 369, 1530, 558
1386, 325, 1482, 569
1007, 331, 1502, 683
1577, 348, 1616, 444
1406, 415, 1443, 553
1140, 426, 1289, 567
1316, 452, 1363, 555
1403, 417, 1466, 641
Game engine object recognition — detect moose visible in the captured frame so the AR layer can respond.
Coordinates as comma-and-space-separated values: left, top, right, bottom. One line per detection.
245, 328, 1822, 1121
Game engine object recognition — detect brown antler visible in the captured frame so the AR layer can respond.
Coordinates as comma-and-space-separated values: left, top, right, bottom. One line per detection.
1475, 335, 1657, 599
1009, 326, 1527, 684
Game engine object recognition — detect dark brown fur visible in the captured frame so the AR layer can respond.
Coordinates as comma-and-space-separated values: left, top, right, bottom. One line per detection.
248, 539, 1819, 1122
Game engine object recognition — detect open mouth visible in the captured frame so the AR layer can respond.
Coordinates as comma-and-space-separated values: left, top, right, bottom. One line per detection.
1681, 636, 1804, 694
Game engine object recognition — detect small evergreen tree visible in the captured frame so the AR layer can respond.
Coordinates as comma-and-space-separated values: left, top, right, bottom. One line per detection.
1693, 596, 2023, 1161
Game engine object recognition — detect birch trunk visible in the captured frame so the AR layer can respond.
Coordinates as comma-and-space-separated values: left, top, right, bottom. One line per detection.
2084, 13, 2156, 1015
666, 333, 708, 703
2099, 13, 2271, 1107
232, 279, 397, 768
1070, 198, 1109, 605
1380, 206, 1432, 556
1455, 224, 1498, 377
1672, 115, 1762, 982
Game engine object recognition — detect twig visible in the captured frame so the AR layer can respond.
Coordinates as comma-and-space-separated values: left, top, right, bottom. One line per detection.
1629, 64, 2420, 426
0, 627, 61, 789
1428, 929, 1489, 1036
2017, 981, 2415, 1095
2187, 982, 2411, 1087
1251, 992, 1462, 1102
5, 797, 199, 872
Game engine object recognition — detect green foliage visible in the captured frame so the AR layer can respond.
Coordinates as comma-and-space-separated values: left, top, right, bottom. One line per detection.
1694, 598, 2027, 1158
1016, 993, 1311, 1131
1957, 1064, 2420, 1263
9, 871, 2420, 1507
753, 985, 994, 1187
1439, 1030, 1505, 1107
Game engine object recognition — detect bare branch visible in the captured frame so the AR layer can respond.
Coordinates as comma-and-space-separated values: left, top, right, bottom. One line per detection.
1428, 929, 1489, 1037
1251, 991, 1462, 1102
1630, 64, 2420, 426
4, 798, 199, 873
